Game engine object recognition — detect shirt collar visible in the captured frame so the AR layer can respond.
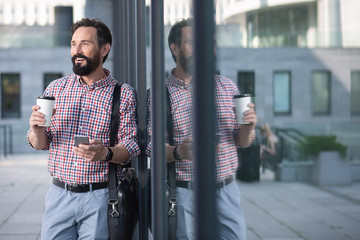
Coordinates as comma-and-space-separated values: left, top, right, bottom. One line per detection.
168, 68, 192, 90
77, 69, 113, 91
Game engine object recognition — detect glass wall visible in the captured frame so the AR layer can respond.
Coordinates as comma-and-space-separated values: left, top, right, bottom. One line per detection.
246, 3, 313, 48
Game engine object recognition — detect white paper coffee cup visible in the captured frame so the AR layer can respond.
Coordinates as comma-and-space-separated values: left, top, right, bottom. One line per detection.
233, 94, 251, 125
36, 96, 55, 127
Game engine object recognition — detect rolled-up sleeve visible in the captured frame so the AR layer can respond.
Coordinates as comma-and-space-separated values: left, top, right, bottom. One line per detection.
26, 129, 52, 151
118, 84, 140, 160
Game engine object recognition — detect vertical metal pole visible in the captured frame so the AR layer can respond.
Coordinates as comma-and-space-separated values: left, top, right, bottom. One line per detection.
128, 0, 136, 88
192, 1, 219, 240
151, 0, 167, 239
112, 0, 121, 80
136, 0, 149, 239
123, 0, 129, 83
126, 1, 138, 238
112, 0, 128, 83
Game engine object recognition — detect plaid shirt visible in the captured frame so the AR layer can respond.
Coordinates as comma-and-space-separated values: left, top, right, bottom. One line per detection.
27, 69, 140, 184
146, 68, 240, 182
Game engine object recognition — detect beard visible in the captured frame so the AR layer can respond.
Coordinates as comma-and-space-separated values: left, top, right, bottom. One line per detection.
71, 51, 101, 76
179, 50, 193, 75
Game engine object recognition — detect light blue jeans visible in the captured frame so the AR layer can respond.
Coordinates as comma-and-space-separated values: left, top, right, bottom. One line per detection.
41, 183, 109, 240
176, 181, 246, 240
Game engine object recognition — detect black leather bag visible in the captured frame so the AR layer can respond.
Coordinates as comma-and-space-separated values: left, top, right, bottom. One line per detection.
107, 83, 139, 240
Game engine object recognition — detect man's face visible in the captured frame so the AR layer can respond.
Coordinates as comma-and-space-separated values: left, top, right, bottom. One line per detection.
178, 26, 193, 74
70, 26, 101, 76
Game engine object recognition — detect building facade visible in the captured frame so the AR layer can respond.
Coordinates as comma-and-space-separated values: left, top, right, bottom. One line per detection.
0, 0, 359, 161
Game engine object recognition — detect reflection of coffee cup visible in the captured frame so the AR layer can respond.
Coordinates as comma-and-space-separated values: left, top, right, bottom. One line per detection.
233, 94, 251, 124
36, 96, 55, 127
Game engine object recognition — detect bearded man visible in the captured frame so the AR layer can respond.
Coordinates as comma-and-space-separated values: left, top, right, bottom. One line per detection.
146, 18, 257, 240
27, 18, 140, 239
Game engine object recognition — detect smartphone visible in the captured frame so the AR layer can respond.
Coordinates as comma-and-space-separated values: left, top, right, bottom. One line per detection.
74, 135, 89, 146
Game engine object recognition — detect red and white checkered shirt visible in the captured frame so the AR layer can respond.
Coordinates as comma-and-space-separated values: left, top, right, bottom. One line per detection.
27, 69, 140, 184
146, 68, 240, 182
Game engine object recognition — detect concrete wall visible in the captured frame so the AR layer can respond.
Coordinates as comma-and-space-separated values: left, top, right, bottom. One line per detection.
1, 47, 359, 156
0, 47, 112, 154
216, 48, 360, 125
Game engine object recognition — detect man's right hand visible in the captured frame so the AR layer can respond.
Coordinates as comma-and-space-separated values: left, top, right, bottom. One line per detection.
177, 136, 193, 160
29, 105, 47, 134
28, 105, 55, 150
29, 105, 56, 133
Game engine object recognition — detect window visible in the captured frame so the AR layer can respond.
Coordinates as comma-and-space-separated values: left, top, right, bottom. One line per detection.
246, 3, 313, 48
311, 71, 331, 115
237, 71, 255, 96
273, 71, 291, 115
1, 73, 21, 118
351, 71, 360, 115
44, 73, 62, 91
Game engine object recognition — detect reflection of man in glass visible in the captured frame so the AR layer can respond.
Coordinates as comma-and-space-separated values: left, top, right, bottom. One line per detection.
28, 18, 140, 239
147, 18, 257, 239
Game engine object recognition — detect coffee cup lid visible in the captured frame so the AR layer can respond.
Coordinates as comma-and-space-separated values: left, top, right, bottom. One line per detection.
37, 96, 55, 100
233, 94, 251, 98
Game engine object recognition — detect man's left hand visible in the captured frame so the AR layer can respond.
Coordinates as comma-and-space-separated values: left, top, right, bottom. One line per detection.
72, 139, 107, 162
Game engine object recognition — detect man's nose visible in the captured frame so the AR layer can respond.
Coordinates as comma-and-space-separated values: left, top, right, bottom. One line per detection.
73, 44, 83, 55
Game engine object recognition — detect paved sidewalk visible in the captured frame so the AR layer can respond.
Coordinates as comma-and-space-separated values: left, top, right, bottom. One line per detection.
0, 153, 50, 240
239, 177, 360, 240
1, 153, 360, 240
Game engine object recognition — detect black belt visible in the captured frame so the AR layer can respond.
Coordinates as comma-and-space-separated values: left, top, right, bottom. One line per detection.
52, 178, 108, 193
176, 175, 234, 189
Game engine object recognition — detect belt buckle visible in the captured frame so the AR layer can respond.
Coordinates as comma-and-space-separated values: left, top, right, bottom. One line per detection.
67, 183, 88, 192
217, 181, 225, 189
66, 184, 75, 192
217, 176, 232, 189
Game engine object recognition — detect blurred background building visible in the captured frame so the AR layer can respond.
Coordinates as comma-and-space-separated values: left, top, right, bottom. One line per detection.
0, 0, 359, 163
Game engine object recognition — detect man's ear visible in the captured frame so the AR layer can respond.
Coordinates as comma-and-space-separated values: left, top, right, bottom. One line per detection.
101, 43, 111, 57
170, 43, 179, 58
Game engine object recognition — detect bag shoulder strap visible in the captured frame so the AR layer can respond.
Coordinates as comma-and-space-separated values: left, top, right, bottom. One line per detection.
166, 86, 177, 239
166, 87, 174, 146
110, 83, 122, 147
109, 83, 122, 202
165, 86, 175, 182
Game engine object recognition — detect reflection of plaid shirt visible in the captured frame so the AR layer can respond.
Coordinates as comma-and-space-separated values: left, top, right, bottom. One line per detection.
147, 68, 240, 182
27, 69, 140, 184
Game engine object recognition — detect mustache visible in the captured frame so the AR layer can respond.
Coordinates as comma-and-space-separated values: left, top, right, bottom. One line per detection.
71, 54, 90, 63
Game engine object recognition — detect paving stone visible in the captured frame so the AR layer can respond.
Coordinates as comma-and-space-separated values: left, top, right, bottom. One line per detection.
1, 153, 360, 240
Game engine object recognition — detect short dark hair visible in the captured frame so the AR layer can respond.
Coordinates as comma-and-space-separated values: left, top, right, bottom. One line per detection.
71, 18, 112, 63
168, 18, 193, 62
